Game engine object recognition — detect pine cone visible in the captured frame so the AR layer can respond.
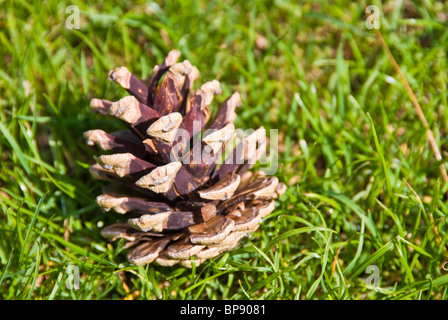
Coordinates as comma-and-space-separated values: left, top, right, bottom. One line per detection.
85, 50, 286, 267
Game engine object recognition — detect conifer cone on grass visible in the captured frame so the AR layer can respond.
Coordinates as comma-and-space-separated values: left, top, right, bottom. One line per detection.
85, 50, 286, 267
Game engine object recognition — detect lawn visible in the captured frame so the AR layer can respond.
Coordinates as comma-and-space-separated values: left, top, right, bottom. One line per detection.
1, 0, 448, 300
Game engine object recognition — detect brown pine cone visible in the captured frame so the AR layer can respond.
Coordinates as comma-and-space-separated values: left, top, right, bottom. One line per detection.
85, 50, 285, 267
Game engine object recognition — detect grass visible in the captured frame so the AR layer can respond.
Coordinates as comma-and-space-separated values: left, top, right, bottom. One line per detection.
1, 0, 448, 300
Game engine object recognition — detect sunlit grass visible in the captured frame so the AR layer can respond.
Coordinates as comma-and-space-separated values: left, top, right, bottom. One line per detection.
1, 0, 448, 300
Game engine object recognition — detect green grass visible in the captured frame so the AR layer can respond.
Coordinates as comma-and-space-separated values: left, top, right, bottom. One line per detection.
1, 0, 448, 300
